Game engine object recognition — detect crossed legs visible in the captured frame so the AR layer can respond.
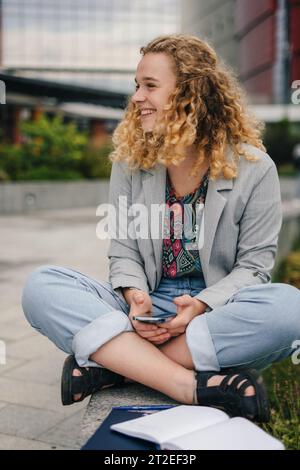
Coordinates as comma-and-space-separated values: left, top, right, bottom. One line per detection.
88, 330, 255, 405
22, 266, 300, 406
90, 331, 197, 404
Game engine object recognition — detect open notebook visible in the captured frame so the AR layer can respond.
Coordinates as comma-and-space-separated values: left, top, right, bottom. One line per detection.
111, 405, 284, 450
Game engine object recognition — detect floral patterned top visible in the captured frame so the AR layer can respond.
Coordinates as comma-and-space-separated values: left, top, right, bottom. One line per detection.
162, 170, 209, 278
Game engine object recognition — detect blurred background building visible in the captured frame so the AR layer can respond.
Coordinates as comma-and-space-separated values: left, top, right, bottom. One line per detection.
0, 0, 181, 144
0, 0, 299, 163
0, 0, 180, 92
181, 0, 300, 105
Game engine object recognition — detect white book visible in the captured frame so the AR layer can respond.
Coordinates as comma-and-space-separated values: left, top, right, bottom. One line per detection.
110, 405, 284, 450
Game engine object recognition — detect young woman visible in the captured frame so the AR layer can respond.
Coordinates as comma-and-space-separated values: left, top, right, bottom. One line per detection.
22, 35, 300, 422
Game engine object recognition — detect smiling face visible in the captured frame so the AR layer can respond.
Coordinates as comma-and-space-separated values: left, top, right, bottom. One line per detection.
132, 52, 177, 132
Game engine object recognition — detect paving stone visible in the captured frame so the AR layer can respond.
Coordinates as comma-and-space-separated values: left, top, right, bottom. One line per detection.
3, 353, 67, 385
0, 320, 34, 342
0, 356, 27, 376
39, 408, 86, 449
0, 376, 58, 410
0, 305, 24, 324
0, 433, 70, 450
6, 333, 59, 360
0, 404, 66, 440
0, 376, 86, 414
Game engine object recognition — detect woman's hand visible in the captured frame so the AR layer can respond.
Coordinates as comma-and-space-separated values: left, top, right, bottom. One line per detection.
162, 294, 207, 337
128, 291, 171, 345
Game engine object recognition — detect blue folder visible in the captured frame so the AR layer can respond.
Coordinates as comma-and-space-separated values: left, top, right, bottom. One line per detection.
81, 405, 176, 450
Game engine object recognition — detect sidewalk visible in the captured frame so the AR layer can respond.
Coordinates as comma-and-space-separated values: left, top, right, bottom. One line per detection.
0, 207, 109, 449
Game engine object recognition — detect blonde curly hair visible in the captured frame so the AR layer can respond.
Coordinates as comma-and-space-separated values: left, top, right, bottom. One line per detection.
109, 34, 266, 180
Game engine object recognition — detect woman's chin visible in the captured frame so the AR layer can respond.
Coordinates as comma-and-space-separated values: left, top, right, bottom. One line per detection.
141, 122, 154, 133
140, 119, 164, 137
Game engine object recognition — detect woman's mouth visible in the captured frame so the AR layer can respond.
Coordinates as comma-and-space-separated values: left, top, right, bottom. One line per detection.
141, 109, 156, 118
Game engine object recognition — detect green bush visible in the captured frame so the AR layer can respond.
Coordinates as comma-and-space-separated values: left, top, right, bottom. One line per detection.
0, 143, 23, 180
78, 143, 112, 179
0, 114, 113, 181
19, 167, 83, 181
264, 119, 300, 168
0, 167, 10, 181
277, 163, 297, 177
280, 251, 300, 289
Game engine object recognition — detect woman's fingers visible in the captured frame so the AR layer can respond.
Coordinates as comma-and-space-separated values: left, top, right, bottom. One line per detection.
130, 291, 153, 317
148, 333, 171, 344
137, 328, 169, 339
133, 321, 184, 339
133, 324, 172, 344
130, 312, 184, 343
132, 322, 158, 332
164, 318, 185, 330
173, 294, 192, 304
166, 327, 185, 336
152, 339, 170, 345
133, 293, 152, 310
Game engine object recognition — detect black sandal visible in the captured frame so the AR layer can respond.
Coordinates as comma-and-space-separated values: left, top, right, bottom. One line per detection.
61, 355, 125, 406
195, 368, 270, 423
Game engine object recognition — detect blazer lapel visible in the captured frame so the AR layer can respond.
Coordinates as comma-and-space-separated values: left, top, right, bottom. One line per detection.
199, 177, 233, 271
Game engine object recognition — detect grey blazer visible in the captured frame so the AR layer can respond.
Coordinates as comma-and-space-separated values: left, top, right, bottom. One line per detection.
107, 143, 282, 311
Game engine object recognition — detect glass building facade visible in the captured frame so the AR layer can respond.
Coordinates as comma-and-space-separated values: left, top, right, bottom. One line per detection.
1, 0, 181, 93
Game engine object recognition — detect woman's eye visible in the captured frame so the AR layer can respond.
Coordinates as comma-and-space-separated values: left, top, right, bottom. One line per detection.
135, 84, 155, 91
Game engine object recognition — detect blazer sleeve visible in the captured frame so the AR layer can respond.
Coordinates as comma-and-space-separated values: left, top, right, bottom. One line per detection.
107, 161, 150, 301
194, 161, 283, 310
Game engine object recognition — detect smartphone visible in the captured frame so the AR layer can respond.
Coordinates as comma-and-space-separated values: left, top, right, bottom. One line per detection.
132, 314, 177, 324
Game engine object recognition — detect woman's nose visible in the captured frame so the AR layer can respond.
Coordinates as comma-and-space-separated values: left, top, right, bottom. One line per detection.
132, 87, 145, 103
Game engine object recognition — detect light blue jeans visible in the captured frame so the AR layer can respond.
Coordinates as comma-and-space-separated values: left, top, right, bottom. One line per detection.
21, 265, 300, 372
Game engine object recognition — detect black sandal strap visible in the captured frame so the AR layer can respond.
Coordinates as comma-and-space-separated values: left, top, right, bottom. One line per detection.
219, 372, 248, 392
238, 379, 253, 396
227, 373, 248, 390
196, 371, 216, 388
70, 364, 124, 397
218, 373, 235, 391
71, 376, 87, 394
195, 368, 270, 423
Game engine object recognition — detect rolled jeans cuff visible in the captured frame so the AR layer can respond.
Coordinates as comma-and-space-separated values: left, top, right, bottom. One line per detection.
186, 313, 220, 372
72, 309, 134, 368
